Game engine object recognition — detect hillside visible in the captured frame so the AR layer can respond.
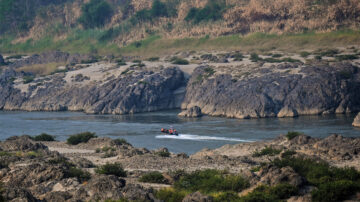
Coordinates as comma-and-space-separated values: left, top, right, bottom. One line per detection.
0, 0, 360, 56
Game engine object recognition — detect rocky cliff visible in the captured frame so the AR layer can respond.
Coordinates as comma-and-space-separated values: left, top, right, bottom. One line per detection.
0, 64, 185, 114
181, 62, 360, 118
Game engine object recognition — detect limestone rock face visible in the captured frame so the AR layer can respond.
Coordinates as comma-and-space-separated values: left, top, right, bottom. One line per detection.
353, 113, 360, 127
178, 106, 202, 117
258, 165, 304, 187
181, 63, 360, 118
0, 67, 185, 114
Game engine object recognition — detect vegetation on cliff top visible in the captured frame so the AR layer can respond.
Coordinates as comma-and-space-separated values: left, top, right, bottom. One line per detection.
0, 0, 360, 56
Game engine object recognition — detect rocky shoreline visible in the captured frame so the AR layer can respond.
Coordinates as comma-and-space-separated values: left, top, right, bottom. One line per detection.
0, 133, 359, 201
1, 51, 360, 123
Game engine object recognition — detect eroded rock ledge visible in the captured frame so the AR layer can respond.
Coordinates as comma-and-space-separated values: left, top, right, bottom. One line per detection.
181, 63, 360, 118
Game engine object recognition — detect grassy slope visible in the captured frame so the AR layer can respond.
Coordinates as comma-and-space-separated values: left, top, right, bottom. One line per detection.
1, 30, 360, 57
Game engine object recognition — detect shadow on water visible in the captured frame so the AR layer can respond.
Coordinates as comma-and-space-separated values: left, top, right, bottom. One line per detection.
0, 110, 359, 154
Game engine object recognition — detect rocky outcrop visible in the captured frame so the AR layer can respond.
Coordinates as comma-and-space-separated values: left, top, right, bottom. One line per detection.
178, 106, 202, 117
258, 165, 304, 187
353, 113, 360, 127
9, 51, 93, 68
0, 66, 185, 114
181, 63, 360, 118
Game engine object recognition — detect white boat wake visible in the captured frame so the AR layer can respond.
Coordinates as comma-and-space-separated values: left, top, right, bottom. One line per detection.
155, 134, 254, 142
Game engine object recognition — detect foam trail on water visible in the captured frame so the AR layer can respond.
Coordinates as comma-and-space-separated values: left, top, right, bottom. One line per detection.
155, 134, 254, 142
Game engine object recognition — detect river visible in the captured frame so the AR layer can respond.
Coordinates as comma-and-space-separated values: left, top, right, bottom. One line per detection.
0, 110, 359, 154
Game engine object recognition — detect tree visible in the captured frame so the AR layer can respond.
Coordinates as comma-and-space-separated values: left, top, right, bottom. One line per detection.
78, 0, 113, 29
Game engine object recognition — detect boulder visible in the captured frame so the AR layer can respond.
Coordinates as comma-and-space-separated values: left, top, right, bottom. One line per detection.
182, 191, 213, 202
258, 165, 304, 187
0, 135, 48, 152
122, 184, 159, 202
84, 175, 126, 200
3, 187, 38, 202
179, 106, 202, 117
353, 112, 360, 127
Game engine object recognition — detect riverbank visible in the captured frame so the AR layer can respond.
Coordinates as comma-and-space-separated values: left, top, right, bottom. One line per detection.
0, 133, 359, 201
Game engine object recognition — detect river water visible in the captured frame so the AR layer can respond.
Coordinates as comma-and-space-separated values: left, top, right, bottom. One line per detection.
0, 110, 359, 154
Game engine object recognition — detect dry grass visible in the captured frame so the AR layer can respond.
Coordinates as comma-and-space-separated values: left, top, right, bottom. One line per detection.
16, 62, 67, 76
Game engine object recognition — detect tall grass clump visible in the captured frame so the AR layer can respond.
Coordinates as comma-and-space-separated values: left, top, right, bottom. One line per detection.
67, 132, 97, 145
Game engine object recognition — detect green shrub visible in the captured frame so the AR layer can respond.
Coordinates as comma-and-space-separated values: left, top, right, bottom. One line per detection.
233, 52, 244, 61
102, 151, 117, 158
318, 49, 339, 57
252, 146, 282, 157
95, 163, 127, 177
250, 53, 261, 62
171, 58, 189, 65
185, 0, 227, 23
335, 54, 358, 61
281, 150, 296, 158
315, 55, 322, 60
213, 192, 240, 202
32, 133, 55, 141
204, 67, 215, 76
286, 131, 302, 140
113, 138, 130, 145
273, 157, 360, 188
174, 169, 249, 193
147, 57, 160, 61
67, 132, 97, 145
155, 188, 187, 202
300, 51, 311, 58
131, 0, 176, 24
156, 150, 171, 157
66, 167, 91, 182
0, 151, 11, 157
139, 171, 166, 183
311, 180, 360, 202
47, 157, 75, 167
78, 0, 113, 28
23, 75, 34, 84
272, 54, 282, 58
240, 183, 298, 201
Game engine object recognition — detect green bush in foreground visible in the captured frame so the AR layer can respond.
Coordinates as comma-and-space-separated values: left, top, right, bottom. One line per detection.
65, 167, 91, 182
139, 171, 166, 183
286, 131, 303, 140
32, 133, 55, 141
273, 156, 360, 202
252, 146, 282, 157
156, 150, 171, 157
67, 132, 97, 145
95, 163, 127, 177
240, 183, 298, 202
113, 138, 130, 145
174, 169, 249, 193
155, 188, 187, 202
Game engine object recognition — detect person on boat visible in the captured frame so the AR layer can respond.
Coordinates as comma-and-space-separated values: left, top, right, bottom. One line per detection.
161, 128, 164, 132
174, 129, 178, 135
169, 129, 173, 134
